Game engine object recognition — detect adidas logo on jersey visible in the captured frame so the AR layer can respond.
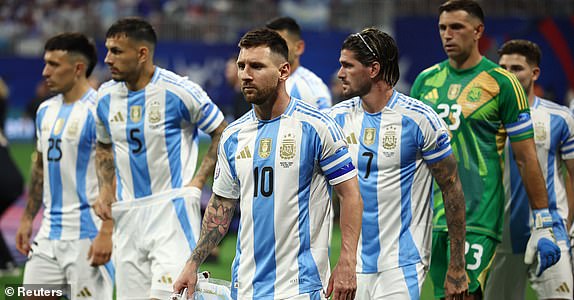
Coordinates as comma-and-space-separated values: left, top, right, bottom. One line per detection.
556, 282, 570, 293
236, 146, 252, 159
345, 133, 358, 145
424, 88, 439, 103
76, 286, 92, 297
158, 275, 173, 284
110, 111, 125, 122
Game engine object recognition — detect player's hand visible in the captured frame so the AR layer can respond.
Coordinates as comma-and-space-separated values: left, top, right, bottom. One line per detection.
15, 218, 33, 255
94, 192, 115, 221
524, 208, 561, 276
325, 254, 356, 300
444, 263, 468, 300
88, 230, 112, 266
173, 261, 199, 298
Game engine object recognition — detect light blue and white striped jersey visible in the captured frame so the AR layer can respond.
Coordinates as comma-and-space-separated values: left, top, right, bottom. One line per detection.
212, 98, 357, 299
330, 91, 452, 273
286, 66, 332, 112
501, 97, 574, 253
35, 89, 101, 240
95, 67, 224, 201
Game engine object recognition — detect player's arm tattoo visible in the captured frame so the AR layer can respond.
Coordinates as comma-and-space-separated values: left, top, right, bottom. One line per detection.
24, 151, 44, 221
190, 121, 227, 188
429, 154, 466, 271
189, 193, 237, 265
95, 142, 115, 192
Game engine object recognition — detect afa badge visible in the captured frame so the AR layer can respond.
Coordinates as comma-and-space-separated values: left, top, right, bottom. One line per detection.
259, 138, 272, 159
534, 122, 546, 142
67, 119, 79, 137
447, 84, 461, 100
382, 126, 397, 150
53, 118, 65, 135
280, 133, 296, 160
364, 128, 376, 146
148, 101, 161, 124
130, 105, 142, 123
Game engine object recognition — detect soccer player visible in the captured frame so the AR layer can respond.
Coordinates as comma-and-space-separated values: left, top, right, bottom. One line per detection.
173, 28, 362, 300
330, 28, 467, 299
266, 16, 333, 112
483, 39, 574, 300
93, 18, 227, 299
15, 32, 113, 300
410, 1, 561, 299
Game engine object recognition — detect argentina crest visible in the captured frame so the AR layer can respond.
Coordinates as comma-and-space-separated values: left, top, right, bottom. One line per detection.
382, 125, 398, 157
280, 133, 296, 160
259, 138, 272, 159
148, 100, 161, 124
130, 105, 142, 122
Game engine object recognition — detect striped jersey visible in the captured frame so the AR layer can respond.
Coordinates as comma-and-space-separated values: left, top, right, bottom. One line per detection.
501, 97, 574, 253
35, 89, 100, 240
95, 67, 224, 201
286, 66, 332, 112
212, 98, 357, 299
330, 91, 452, 273
411, 57, 532, 241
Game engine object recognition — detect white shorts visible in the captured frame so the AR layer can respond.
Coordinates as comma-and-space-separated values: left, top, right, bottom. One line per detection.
484, 242, 573, 300
22, 237, 114, 300
112, 187, 201, 300
356, 263, 427, 300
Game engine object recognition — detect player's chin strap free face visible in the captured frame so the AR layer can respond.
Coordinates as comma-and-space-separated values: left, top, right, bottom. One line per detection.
524, 208, 561, 276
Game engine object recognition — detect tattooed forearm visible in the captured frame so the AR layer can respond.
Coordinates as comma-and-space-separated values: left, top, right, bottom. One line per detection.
189, 194, 237, 265
96, 142, 115, 191
24, 151, 44, 221
190, 122, 227, 188
430, 154, 466, 269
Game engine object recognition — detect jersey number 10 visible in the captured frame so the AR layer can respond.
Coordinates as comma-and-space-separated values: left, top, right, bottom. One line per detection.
253, 166, 274, 197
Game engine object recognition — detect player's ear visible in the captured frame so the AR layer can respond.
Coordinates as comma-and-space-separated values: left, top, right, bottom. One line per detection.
474, 23, 484, 40
295, 40, 305, 57
370, 61, 381, 80
279, 61, 290, 81
75, 60, 86, 78
532, 66, 541, 81
138, 46, 150, 64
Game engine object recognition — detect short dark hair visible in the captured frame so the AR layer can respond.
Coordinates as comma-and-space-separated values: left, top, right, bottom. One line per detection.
498, 39, 541, 67
341, 28, 400, 87
106, 17, 157, 47
265, 16, 301, 39
439, 0, 484, 23
44, 32, 98, 77
238, 28, 289, 62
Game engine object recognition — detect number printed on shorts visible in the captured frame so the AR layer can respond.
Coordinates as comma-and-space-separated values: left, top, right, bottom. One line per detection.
465, 241, 483, 270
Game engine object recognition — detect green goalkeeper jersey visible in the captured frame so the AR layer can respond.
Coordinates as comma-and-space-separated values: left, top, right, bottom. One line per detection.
410, 57, 532, 240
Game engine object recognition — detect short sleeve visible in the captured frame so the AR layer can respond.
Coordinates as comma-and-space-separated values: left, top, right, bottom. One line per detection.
421, 113, 453, 164
179, 81, 225, 134
497, 71, 533, 142
560, 110, 574, 160
35, 105, 48, 152
317, 117, 357, 185
95, 94, 112, 144
211, 136, 239, 199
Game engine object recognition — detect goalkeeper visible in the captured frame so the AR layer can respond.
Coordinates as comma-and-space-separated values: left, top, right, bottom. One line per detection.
410, 1, 561, 298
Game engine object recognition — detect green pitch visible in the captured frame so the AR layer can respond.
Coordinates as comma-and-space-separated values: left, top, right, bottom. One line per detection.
2, 142, 538, 299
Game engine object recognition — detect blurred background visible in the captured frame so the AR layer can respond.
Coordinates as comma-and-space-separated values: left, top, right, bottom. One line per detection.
1, 0, 573, 298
